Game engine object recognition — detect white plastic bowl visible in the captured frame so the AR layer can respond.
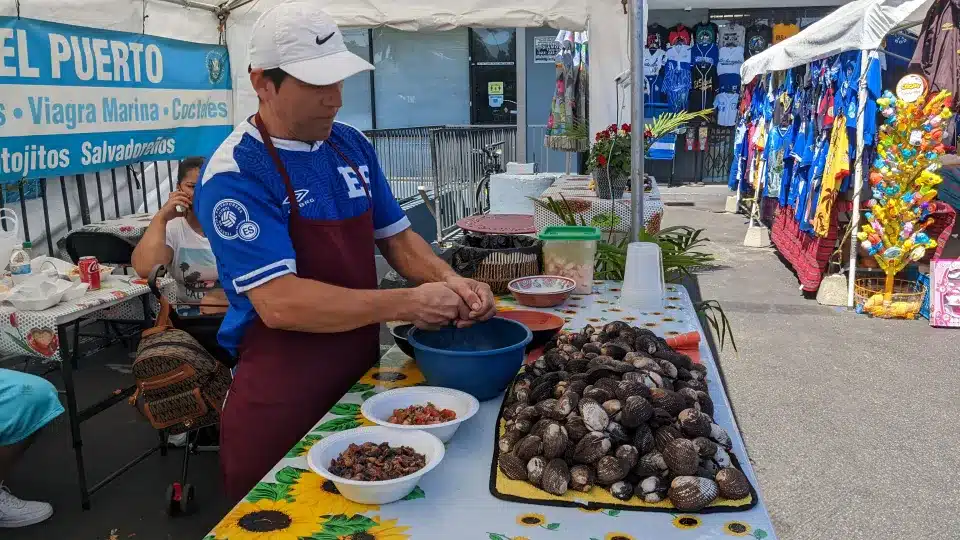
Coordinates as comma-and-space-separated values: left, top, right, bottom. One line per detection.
306, 426, 445, 505
361, 387, 480, 443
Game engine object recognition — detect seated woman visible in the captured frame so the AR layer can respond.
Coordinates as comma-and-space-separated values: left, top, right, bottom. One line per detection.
132, 157, 227, 316
0, 368, 63, 527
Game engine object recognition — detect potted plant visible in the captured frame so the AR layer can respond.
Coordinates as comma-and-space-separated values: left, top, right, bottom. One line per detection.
585, 110, 715, 199
588, 123, 633, 199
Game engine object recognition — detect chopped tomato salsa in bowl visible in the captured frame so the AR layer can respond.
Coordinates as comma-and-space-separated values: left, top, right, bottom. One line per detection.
361, 387, 480, 443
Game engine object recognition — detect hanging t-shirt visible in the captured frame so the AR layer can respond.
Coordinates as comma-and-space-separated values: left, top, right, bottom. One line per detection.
717, 46, 745, 90
643, 48, 667, 77
772, 23, 800, 44
764, 124, 795, 199
714, 92, 739, 126
690, 63, 718, 111
647, 23, 670, 51
813, 115, 850, 237
799, 134, 829, 233
745, 24, 772, 58
644, 48, 667, 101
729, 119, 749, 190
668, 24, 692, 47
751, 122, 769, 192
719, 23, 746, 48
883, 32, 918, 89
689, 40, 718, 112
787, 120, 815, 209
692, 22, 719, 48
663, 44, 692, 112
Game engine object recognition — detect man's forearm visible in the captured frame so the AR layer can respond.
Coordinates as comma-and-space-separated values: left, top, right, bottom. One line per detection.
377, 228, 455, 284
248, 274, 412, 333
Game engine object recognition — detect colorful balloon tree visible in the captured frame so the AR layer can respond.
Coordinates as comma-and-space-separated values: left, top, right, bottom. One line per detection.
858, 85, 952, 316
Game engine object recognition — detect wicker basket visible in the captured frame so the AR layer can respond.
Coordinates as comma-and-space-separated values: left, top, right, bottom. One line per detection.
853, 277, 927, 319
470, 251, 540, 294
449, 234, 543, 295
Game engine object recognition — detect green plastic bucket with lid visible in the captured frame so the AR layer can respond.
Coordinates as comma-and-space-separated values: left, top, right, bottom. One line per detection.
538, 226, 601, 294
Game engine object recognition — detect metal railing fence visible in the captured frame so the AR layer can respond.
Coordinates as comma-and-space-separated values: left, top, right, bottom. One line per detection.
428, 125, 517, 241
0, 162, 177, 259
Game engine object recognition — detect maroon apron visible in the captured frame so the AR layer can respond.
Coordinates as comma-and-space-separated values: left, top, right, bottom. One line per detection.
219, 115, 380, 501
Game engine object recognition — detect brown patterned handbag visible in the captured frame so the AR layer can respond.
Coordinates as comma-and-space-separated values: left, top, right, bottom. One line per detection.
130, 296, 232, 435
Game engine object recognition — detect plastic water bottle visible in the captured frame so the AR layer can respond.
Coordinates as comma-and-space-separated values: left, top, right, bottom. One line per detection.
10, 241, 32, 285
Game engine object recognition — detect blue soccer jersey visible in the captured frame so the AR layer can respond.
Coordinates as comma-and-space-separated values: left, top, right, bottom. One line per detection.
195, 120, 410, 354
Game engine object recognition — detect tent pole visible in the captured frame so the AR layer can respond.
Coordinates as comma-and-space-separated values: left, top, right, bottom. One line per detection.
516, 28, 528, 164
629, 0, 645, 241
151, 0, 221, 13
847, 49, 871, 307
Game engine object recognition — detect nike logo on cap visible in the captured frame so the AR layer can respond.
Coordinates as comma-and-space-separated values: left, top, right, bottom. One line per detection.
316, 32, 335, 46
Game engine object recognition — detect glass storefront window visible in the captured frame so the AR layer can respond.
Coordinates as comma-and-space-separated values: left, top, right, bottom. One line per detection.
372, 28, 470, 128
340, 29, 374, 130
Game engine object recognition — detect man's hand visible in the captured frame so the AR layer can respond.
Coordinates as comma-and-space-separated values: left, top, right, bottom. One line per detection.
158, 191, 192, 222
405, 282, 468, 330
444, 276, 496, 328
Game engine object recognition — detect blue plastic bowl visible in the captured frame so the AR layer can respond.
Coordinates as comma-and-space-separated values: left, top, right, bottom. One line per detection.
407, 317, 532, 401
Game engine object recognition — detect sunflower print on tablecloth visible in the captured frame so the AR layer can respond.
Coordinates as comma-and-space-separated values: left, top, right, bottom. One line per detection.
211, 498, 322, 540
672, 515, 702, 529
350, 515, 411, 539
515, 513, 560, 530
287, 470, 379, 517
357, 359, 425, 390
722, 520, 768, 538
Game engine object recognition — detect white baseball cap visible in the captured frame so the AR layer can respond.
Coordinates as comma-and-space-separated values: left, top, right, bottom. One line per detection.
248, 2, 374, 87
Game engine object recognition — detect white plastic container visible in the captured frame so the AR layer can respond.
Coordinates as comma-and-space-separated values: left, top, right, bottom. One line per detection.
361, 387, 480, 443
539, 226, 601, 294
0, 209, 21, 271
9, 241, 32, 285
306, 426, 445, 505
620, 241, 665, 310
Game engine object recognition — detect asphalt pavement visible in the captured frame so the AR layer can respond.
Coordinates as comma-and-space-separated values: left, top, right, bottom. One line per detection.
659, 185, 960, 540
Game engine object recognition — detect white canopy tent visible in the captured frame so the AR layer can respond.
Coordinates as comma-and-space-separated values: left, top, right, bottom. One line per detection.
737, 0, 934, 307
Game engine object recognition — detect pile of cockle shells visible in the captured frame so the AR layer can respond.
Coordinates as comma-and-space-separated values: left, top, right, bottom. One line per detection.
497, 321, 752, 512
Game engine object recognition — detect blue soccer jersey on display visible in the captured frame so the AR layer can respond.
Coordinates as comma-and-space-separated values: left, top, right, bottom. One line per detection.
195, 120, 410, 354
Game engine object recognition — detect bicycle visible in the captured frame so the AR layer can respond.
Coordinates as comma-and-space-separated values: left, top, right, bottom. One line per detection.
473, 140, 506, 213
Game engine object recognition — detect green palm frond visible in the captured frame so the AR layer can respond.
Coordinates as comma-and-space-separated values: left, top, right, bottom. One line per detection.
646, 109, 714, 142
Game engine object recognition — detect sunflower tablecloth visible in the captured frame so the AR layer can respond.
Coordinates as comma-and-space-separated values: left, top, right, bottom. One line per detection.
0, 275, 176, 362
206, 282, 777, 540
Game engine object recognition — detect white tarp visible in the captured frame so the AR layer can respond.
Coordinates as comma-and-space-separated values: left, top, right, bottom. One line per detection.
740, 0, 933, 82
226, 0, 589, 32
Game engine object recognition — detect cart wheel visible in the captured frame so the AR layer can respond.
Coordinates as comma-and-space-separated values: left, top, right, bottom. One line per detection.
165, 484, 178, 516
179, 484, 196, 515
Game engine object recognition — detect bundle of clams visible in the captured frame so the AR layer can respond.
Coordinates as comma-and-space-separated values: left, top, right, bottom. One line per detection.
497, 321, 752, 512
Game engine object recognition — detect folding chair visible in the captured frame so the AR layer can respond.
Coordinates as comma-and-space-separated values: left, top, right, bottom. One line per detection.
63, 231, 142, 359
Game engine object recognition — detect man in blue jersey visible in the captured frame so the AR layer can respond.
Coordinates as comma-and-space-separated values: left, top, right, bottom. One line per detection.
195, 2, 496, 501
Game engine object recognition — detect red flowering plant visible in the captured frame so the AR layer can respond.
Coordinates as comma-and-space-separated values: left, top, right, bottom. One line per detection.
586, 110, 713, 178
588, 123, 633, 178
